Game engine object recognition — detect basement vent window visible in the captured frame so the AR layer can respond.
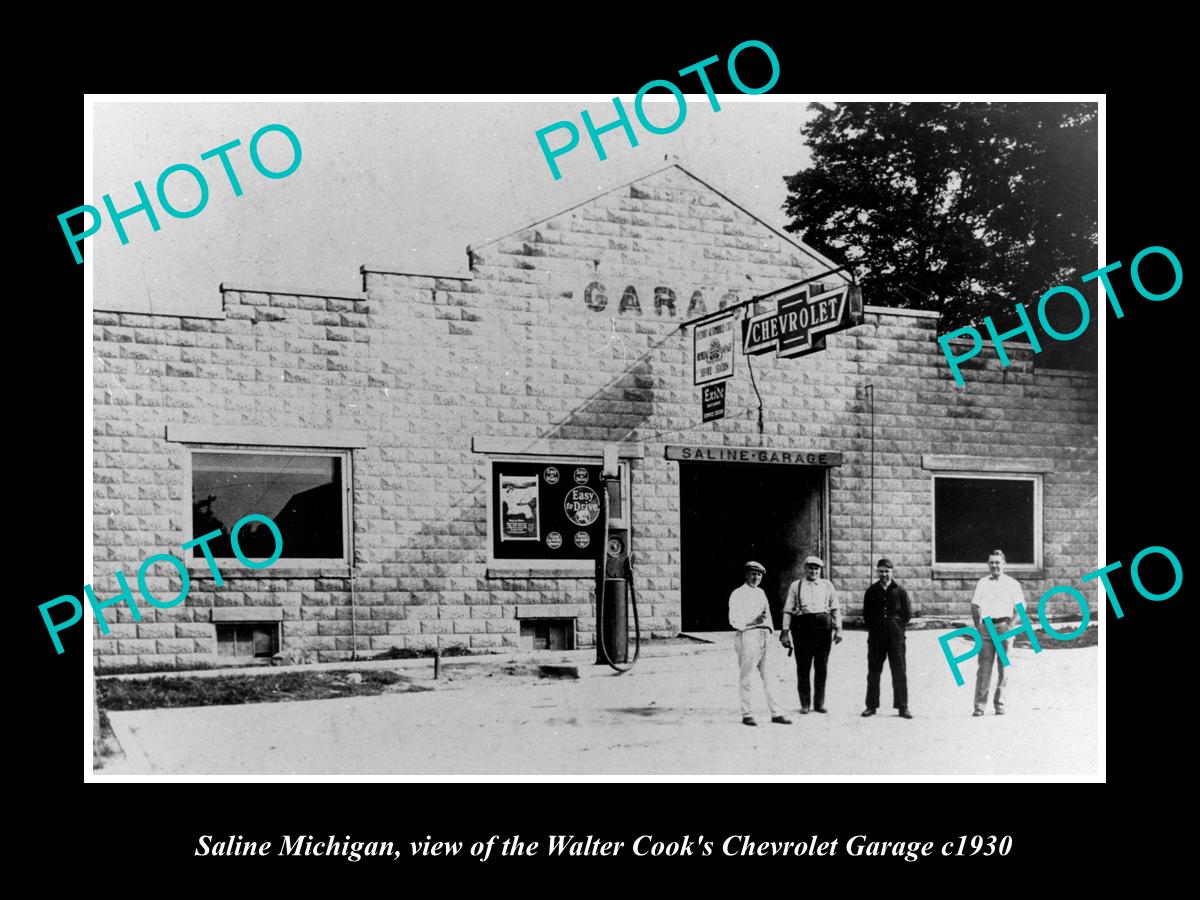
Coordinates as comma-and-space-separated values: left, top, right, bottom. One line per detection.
216, 623, 281, 659
519, 619, 575, 652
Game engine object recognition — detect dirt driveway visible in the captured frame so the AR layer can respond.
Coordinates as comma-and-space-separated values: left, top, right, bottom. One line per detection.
98, 630, 1098, 777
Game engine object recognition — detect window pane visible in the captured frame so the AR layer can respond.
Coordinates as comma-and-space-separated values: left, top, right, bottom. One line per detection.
547, 622, 568, 651
216, 624, 278, 658
236, 626, 253, 657
934, 478, 1035, 565
252, 627, 276, 657
193, 453, 343, 559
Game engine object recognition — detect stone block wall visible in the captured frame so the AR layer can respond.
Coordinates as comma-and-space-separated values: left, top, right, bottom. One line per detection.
91, 166, 1097, 667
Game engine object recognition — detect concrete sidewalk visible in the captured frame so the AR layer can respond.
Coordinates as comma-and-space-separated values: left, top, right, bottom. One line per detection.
99, 630, 1098, 777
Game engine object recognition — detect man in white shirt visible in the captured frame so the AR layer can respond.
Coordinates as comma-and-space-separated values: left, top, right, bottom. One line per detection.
970, 549, 1026, 716
728, 561, 792, 727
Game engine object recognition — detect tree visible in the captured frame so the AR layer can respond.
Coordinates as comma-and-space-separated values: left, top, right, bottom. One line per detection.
783, 102, 1098, 368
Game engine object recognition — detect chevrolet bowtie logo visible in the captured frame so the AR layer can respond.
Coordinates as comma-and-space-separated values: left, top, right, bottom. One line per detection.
743, 284, 863, 358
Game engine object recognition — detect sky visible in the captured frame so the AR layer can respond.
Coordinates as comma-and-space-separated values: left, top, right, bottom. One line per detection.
91, 98, 820, 317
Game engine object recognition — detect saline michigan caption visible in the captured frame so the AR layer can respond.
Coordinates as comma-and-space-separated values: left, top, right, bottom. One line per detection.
194, 834, 1013, 862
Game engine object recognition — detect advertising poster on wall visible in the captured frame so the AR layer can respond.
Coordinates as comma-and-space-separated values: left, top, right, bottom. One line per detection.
693, 312, 736, 385
498, 474, 539, 541
491, 462, 605, 560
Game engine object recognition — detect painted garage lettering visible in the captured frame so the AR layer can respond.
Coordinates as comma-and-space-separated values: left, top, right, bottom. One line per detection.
58, 124, 302, 265
535, 40, 780, 180
583, 282, 739, 317
677, 447, 829, 465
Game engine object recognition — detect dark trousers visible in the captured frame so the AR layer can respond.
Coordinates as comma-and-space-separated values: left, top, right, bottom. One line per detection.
792, 613, 832, 709
866, 622, 908, 710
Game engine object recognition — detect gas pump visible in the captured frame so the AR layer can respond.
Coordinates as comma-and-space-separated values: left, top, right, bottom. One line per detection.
595, 445, 641, 673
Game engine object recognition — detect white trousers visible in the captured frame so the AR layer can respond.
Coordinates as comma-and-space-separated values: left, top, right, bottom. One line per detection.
734, 628, 783, 718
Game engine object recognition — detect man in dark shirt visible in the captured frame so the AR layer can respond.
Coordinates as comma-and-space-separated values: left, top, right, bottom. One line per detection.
861, 558, 913, 719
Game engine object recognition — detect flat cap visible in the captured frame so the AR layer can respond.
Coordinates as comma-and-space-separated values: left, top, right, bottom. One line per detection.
744, 560, 766, 573
804, 556, 824, 567
876, 558, 894, 569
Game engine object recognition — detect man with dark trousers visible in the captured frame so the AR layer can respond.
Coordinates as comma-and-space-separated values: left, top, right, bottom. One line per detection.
779, 556, 841, 714
862, 558, 913, 719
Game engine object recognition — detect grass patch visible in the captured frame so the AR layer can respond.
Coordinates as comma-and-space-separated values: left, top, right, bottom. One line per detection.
1015, 623, 1098, 649
96, 659, 223, 676
365, 645, 475, 661
946, 624, 1098, 650
97, 669, 427, 712
98, 645, 479, 674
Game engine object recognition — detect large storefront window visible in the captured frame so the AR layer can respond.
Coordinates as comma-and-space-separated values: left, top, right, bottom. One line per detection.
488, 457, 629, 569
190, 449, 350, 566
932, 474, 1041, 568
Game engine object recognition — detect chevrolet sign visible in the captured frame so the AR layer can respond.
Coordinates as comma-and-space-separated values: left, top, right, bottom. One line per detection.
743, 284, 863, 358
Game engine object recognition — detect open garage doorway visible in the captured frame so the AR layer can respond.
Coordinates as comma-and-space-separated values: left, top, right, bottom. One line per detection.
679, 462, 829, 632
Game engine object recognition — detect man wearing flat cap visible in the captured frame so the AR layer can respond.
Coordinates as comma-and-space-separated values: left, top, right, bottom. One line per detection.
779, 556, 842, 714
728, 561, 791, 726
862, 558, 913, 719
